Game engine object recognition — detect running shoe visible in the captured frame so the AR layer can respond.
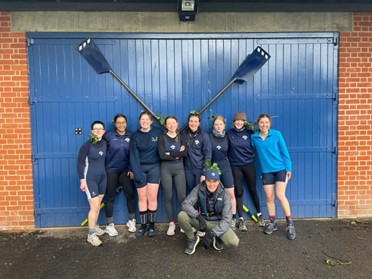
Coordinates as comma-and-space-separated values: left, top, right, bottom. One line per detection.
184, 236, 200, 255
87, 233, 102, 247
104, 223, 118, 237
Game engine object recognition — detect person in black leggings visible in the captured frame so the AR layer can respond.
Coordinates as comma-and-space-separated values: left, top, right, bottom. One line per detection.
103, 114, 136, 236
158, 116, 187, 236
227, 112, 265, 231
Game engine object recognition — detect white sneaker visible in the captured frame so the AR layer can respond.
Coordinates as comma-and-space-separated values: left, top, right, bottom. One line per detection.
104, 223, 118, 236
180, 227, 197, 233
126, 219, 136, 233
167, 222, 176, 236
95, 225, 105, 236
196, 230, 206, 237
87, 233, 102, 246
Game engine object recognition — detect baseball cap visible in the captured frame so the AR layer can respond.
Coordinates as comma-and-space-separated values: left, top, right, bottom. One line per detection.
205, 170, 220, 181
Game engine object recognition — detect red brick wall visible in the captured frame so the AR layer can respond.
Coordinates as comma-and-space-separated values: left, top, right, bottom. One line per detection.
0, 12, 34, 230
338, 13, 372, 217
0, 11, 371, 229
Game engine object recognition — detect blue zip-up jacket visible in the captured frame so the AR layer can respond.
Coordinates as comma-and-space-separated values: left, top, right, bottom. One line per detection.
129, 126, 163, 182
227, 128, 255, 166
181, 128, 212, 173
103, 129, 131, 172
251, 129, 292, 173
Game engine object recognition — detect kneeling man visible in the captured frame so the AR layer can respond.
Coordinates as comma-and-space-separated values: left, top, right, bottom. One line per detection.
178, 169, 239, 255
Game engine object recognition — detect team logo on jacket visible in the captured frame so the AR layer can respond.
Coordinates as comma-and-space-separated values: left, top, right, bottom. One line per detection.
242, 135, 248, 140
170, 145, 176, 150
99, 151, 104, 156
216, 145, 221, 150
125, 138, 130, 142
195, 140, 200, 145
152, 137, 158, 142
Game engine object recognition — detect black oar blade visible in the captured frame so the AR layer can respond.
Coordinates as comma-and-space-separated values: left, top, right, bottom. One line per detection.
232, 46, 271, 84
77, 39, 112, 74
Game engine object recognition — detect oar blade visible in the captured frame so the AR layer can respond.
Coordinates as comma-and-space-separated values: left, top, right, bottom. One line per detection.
77, 39, 112, 74
232, 46, 271, 84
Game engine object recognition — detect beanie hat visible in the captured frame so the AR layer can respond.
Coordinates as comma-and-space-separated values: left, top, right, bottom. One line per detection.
233, 112, 247, 121
205, 170, 220, 181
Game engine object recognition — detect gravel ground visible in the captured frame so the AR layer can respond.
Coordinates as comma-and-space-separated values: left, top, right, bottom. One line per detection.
0, 218, 371, 279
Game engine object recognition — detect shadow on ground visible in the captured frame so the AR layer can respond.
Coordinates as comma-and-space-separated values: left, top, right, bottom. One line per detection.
1, 219, 371, 279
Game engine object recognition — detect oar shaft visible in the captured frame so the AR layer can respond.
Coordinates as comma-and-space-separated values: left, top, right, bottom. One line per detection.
179, 77, 238, 132
198, 77, 237, 114
109, 70, 158, 119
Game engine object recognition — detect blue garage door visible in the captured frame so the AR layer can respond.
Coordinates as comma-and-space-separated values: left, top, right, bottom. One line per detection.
27, 32, 338, 228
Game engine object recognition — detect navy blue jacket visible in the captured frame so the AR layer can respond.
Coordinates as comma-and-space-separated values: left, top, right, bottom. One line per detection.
227, 128, 255, 166
181, 128, 212, 173
103, 129, 131, 172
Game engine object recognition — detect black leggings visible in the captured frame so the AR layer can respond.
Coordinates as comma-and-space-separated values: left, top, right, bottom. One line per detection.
232, 163, 261, 217
105, 170, 136, 218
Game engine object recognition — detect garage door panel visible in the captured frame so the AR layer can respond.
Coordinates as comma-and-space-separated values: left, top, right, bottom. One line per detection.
28, 33, 338, 227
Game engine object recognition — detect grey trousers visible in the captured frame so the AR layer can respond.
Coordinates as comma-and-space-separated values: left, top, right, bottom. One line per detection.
160, 161, 186, 221
178, 211, 240, 248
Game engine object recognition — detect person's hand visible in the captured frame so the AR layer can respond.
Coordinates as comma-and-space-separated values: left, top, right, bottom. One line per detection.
200, 175, 205, 183
180, 145, 185, 152
196, 215, 207, 232
80, 179, 86, 192
201, 230, 216, 249
128, 171, 134, 180
286, 172, 292, 183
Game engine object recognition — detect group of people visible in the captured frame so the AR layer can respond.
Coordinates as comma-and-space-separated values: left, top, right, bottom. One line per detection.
77, 110, 296, 252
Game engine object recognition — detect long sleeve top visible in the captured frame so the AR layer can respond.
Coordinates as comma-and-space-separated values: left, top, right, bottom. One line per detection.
77, 140, 107, 180
158, 133, 187, 162
129, 126, 163, 182
227, 128, 255, 166
181, 128, 212, 173
103, 129, 131, 172
251, 129, 292, 173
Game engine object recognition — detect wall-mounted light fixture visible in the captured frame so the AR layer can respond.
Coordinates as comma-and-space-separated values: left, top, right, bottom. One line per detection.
177, 0, 199, 22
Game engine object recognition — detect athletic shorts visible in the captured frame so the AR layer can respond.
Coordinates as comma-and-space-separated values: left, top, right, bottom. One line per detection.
85, 174, 107, 199
135, 163, 160, 188
219, 167, 234, 189
261, 170, 287, 185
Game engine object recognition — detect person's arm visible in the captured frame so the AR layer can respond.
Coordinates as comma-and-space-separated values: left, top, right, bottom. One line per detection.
211, 186, 233, 237
181, 185, 200, 218
169, 134, 188, 158
202, 132, 212, 175
157, 135, 172, 161
77, 142, 90, 192
277, 131, 292, 172
129, 134, 144, 183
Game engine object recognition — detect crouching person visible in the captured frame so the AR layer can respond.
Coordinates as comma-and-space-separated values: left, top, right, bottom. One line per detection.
178, 169, 239, 255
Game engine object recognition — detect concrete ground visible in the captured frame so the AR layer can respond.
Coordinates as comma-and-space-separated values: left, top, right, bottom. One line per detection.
0, 219, 371, 279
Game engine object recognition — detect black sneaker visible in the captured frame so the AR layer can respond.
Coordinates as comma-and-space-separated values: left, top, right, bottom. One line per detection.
286, 224, 296, 240
264, 222, 278, 235
135, 225, 148, 239
213, 237, 224, 251
147, 227, 156, 237
184, 236, 200, 255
